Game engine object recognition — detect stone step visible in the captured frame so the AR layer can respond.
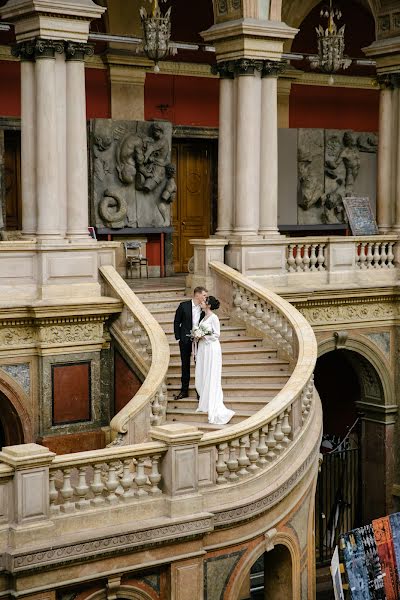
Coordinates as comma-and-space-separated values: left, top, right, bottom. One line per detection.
168, 337, 264, 348
169, 346, 278, 360
166, 370, 291, 385
167, 356, 287, 372
139, 297, 189, 310
165, 419, 226, 432
162, 324, 247, 336
155, 314, 232, 326
166, 407, 254, 424
132, 287, 186, 297
168, 397, 271, 412
166, 382, 283, 397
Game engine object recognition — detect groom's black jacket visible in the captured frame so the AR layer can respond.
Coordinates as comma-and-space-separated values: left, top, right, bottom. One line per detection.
174, 300, 205, 343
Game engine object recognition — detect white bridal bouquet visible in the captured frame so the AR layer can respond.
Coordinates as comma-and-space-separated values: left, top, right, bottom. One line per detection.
189, 323, 213, 340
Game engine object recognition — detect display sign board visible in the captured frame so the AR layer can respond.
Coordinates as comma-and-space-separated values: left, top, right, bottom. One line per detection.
343, 197, 378, 236
330, 546, 345, 600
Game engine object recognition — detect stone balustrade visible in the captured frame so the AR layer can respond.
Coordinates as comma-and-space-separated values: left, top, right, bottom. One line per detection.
49, 442, 166, 515
192, 235, 399, 290
194, 261, 318, 492
100, 265, 170, 444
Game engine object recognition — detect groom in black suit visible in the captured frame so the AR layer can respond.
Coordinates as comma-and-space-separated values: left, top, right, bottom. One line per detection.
173, 286, 208, 399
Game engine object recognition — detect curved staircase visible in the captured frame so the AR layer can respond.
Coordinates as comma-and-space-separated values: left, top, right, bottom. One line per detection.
134, 283, 293, 431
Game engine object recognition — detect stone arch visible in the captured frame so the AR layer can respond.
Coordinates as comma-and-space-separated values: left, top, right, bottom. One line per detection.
77, 585, 155, 600
282, 0, 378, 29
316, 333, 395, 520
0, 368, 33, 445
227, 529, 301, 600
317, 333, 394, 409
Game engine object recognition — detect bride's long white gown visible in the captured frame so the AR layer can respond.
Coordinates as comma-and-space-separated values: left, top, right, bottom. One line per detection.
195, 313, 235, 425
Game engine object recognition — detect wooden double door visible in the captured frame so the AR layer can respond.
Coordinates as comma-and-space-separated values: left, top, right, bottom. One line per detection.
171, 141, 214, 273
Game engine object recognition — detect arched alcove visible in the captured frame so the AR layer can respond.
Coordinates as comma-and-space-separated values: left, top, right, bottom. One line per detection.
0, 370, 33, 447
314, 341, 393, 565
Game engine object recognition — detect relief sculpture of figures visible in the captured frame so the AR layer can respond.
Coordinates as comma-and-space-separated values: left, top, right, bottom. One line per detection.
297, 128, 377, 225
90, 119, 175, 229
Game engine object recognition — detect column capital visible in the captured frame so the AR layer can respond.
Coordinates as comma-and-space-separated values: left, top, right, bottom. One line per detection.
34, 38, 64, 60
212, 61, 234, 79
233, 58, 263, 76
11, 40, 35, 61
262, 59, 287, 78
65, 41, 94, 62
376, 73, 400, 89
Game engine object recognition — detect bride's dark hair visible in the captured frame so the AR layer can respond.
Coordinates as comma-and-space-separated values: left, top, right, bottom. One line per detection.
206, 296, 220, 310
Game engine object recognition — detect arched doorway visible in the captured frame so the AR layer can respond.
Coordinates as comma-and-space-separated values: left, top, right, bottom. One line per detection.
0, 391, 25, 447
314, 347, 390, 567
244, 545, 294, 599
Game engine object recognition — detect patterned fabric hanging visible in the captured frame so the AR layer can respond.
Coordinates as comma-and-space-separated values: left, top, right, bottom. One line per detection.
389, 514, 400, 586
372, 516, 399, 600
358, 524, 386, 599
341, 530, 372, 599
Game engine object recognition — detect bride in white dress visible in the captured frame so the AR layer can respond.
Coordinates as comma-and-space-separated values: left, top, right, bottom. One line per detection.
195, 296, 235, 425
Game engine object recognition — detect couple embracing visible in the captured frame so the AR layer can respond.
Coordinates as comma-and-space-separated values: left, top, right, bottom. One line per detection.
173, 286, 234, 426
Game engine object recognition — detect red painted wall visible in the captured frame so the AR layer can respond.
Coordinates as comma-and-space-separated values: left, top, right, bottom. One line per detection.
289, 85, 379, 132
0, 62, 110, 119
145, 73, 219, 127
0, 61, 20, 117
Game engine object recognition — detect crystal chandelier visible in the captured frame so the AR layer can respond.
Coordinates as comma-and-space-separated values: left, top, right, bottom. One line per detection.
310, 0, 351, 75
140, 0, 172, 73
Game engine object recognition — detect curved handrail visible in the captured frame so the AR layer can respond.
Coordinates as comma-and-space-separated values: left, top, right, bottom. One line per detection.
199, 261, 318, 447
100, 265, 170, 442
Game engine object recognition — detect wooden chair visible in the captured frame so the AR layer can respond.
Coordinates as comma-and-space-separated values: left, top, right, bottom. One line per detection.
124, 241, 149, 279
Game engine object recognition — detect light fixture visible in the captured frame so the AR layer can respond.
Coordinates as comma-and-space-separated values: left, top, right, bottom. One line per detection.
310, 0, 351, 75
139, 0, 172, 73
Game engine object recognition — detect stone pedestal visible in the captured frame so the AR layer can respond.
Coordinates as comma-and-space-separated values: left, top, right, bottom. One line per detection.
151, 423, 204, 518
187, 238, 228, 294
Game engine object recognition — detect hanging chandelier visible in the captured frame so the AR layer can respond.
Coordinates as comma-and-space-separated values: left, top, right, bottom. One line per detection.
310, 0, 351, 75
139, 0, 172, 73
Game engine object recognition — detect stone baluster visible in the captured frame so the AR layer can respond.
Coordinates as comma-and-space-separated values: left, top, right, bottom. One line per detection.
366, 243, 374, 268
380, 243, 388, 268
49, 471, 59, 516
281, 407, 292, 446
148, 455, 162, 495
226, 441, 240, 482
256, 427, 269, 467
120, 458, 134, 500
248, 432, 260, 473
388, 242, 395, 268
233, 285, 243, 316
90, 464, 105, 506
261, 302, 271, 334
295, 244, 304, 272
274, 414, 285, 454
237, 436, 251, 477
105, 462, 120, 505
266, 421, 277, 461
216, 443, 228, 484
303, 244, 311, 271
247, 294, 257, 327
240, 292, 250, 316
75, 466, 90, 509
134, 458, 149, 497
60, 468, 75, 513
310, 244, 318, 271
255, 300, 263, 324
132, 321, 142, 349
317, 244, 326, 271
287, 245, 296, 272
359, 242, 367, 269
151, 392, 162, 426
373, 242, 381, 268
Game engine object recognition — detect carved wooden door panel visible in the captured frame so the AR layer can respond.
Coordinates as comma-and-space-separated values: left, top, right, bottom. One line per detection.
172, 141, 211, 273
4, 130, 22, 231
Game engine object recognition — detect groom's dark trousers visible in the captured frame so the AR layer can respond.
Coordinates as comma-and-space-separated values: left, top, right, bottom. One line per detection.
174, 300, 204, 395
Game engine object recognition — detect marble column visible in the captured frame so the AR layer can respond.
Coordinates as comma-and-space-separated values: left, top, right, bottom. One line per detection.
259, 62, 283, 237
216, 63, 235, 237
393, 77, 400, 232
376, 76, 395, 232
35, 39, 63, 240
12, 41, 36, 235
234, 60, 262, 237
65, 42, 93, 240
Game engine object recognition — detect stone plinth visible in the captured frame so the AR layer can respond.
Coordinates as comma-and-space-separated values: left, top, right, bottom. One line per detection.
187, 238, 228, 294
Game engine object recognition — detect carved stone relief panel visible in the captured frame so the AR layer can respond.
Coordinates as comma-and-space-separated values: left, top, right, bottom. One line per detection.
297, 129, 377, 225
90, 119, 176, 230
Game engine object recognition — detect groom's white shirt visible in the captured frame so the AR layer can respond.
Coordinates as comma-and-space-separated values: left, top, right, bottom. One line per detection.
192, 300, 201, 327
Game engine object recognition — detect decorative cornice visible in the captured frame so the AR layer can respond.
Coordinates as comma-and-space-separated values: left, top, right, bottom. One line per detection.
65, 41, 94, 62
7, 516, 214, 573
